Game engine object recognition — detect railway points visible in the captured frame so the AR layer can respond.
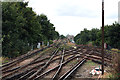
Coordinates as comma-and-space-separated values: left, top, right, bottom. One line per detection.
1, 40, 112, 80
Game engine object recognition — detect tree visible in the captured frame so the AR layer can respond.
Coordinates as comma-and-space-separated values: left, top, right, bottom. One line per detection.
60, 35, 65, 39
2, 2, 60, 58
37, 14, 59, 41
75, 22, 120, 49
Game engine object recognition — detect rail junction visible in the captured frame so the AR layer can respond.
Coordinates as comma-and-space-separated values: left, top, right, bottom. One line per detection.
1, 40, 112, 80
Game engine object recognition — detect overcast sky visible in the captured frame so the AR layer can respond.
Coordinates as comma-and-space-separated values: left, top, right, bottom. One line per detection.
28, 0, 119, 36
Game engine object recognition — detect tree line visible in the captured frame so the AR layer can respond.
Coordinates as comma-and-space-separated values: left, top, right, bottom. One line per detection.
74, 22, 120, 49
2, 2, 59, 58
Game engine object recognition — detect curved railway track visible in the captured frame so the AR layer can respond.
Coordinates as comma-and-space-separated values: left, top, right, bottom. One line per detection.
1, 43, 56, 71
1, 42, 112, 80
1, 41, 61, 79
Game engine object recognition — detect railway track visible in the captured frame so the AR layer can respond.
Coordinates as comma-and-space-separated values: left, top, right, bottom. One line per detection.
1, 43, 54, 71
33, 53, 82, 80
51, 48, 65, 80
27, 48, 60, 80
2, 42, 64, 79
1, 42, 112, 80
1, 41, 61, 80
3, 46, 83, 79
33, 49, 87, 80
59, 58, 86, 80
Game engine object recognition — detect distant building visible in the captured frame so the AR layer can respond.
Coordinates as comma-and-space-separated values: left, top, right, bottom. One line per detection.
118, 1, 120, 24
66, 34, 74, 43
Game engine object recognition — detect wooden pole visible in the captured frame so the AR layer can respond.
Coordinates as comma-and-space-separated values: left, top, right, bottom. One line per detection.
102, 0, 104, 75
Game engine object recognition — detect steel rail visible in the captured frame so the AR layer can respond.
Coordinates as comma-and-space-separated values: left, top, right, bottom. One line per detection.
59, 59, 86, 80
2, 48, 58, 79
52, 48, 65, 80
2, 42, 61, 80
5, 50, 81, 80
2, 44, 112, 80
28, 48, 59, 80
1, 41, 58, 69
34, 55, 80, 80
2, 56, 50, 74
1, 44, 53, 71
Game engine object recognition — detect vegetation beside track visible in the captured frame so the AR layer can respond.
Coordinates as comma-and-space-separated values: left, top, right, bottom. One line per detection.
109, 51, 120, 80
2, 2, 60, 58
60, 42, 76, 50
100, 49, 120, 79
74, 22, 120, 49
85, 60, 98, 66
0, 57, 9, 64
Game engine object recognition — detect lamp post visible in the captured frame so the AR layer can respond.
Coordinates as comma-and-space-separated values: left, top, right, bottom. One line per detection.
102, 0, 104, 75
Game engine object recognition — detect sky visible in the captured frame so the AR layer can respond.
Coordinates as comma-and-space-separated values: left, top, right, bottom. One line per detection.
27, 0, 119, 36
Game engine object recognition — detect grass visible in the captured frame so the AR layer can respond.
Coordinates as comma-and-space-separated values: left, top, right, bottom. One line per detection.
85, 60, 98, 66
0, 57, 9, 65
37, 47, 56, 57
67, 59, 78, 66
111, 51, 120, 80
108, 73, 120, 80
111, 48, 119, 52
104, 48, 120, 80
60, 42, 76, 50
111, 48, 120, 53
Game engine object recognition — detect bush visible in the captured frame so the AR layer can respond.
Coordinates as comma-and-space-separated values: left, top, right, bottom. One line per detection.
49, 40, 53, 44
111, 52, 120, 80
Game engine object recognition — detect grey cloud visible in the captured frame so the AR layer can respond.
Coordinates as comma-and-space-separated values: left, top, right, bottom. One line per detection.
56, 4, 99, 18
106, 14, 117, 19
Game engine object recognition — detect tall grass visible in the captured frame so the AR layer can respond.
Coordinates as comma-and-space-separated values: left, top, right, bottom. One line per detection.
111, 52, 120, 79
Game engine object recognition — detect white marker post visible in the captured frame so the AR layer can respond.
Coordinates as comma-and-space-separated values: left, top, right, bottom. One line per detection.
47, 42, 49, 46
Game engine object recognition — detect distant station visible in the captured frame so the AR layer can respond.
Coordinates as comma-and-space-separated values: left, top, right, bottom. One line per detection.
66, 34, 75, 43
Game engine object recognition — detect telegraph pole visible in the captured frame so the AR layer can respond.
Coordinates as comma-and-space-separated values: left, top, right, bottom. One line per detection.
102, 0, 104, 75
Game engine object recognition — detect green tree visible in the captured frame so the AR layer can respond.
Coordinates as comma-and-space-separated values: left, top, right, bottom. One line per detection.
75, 22, 120, 49
2, 2, 60, 58
60, 35, 65, 39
